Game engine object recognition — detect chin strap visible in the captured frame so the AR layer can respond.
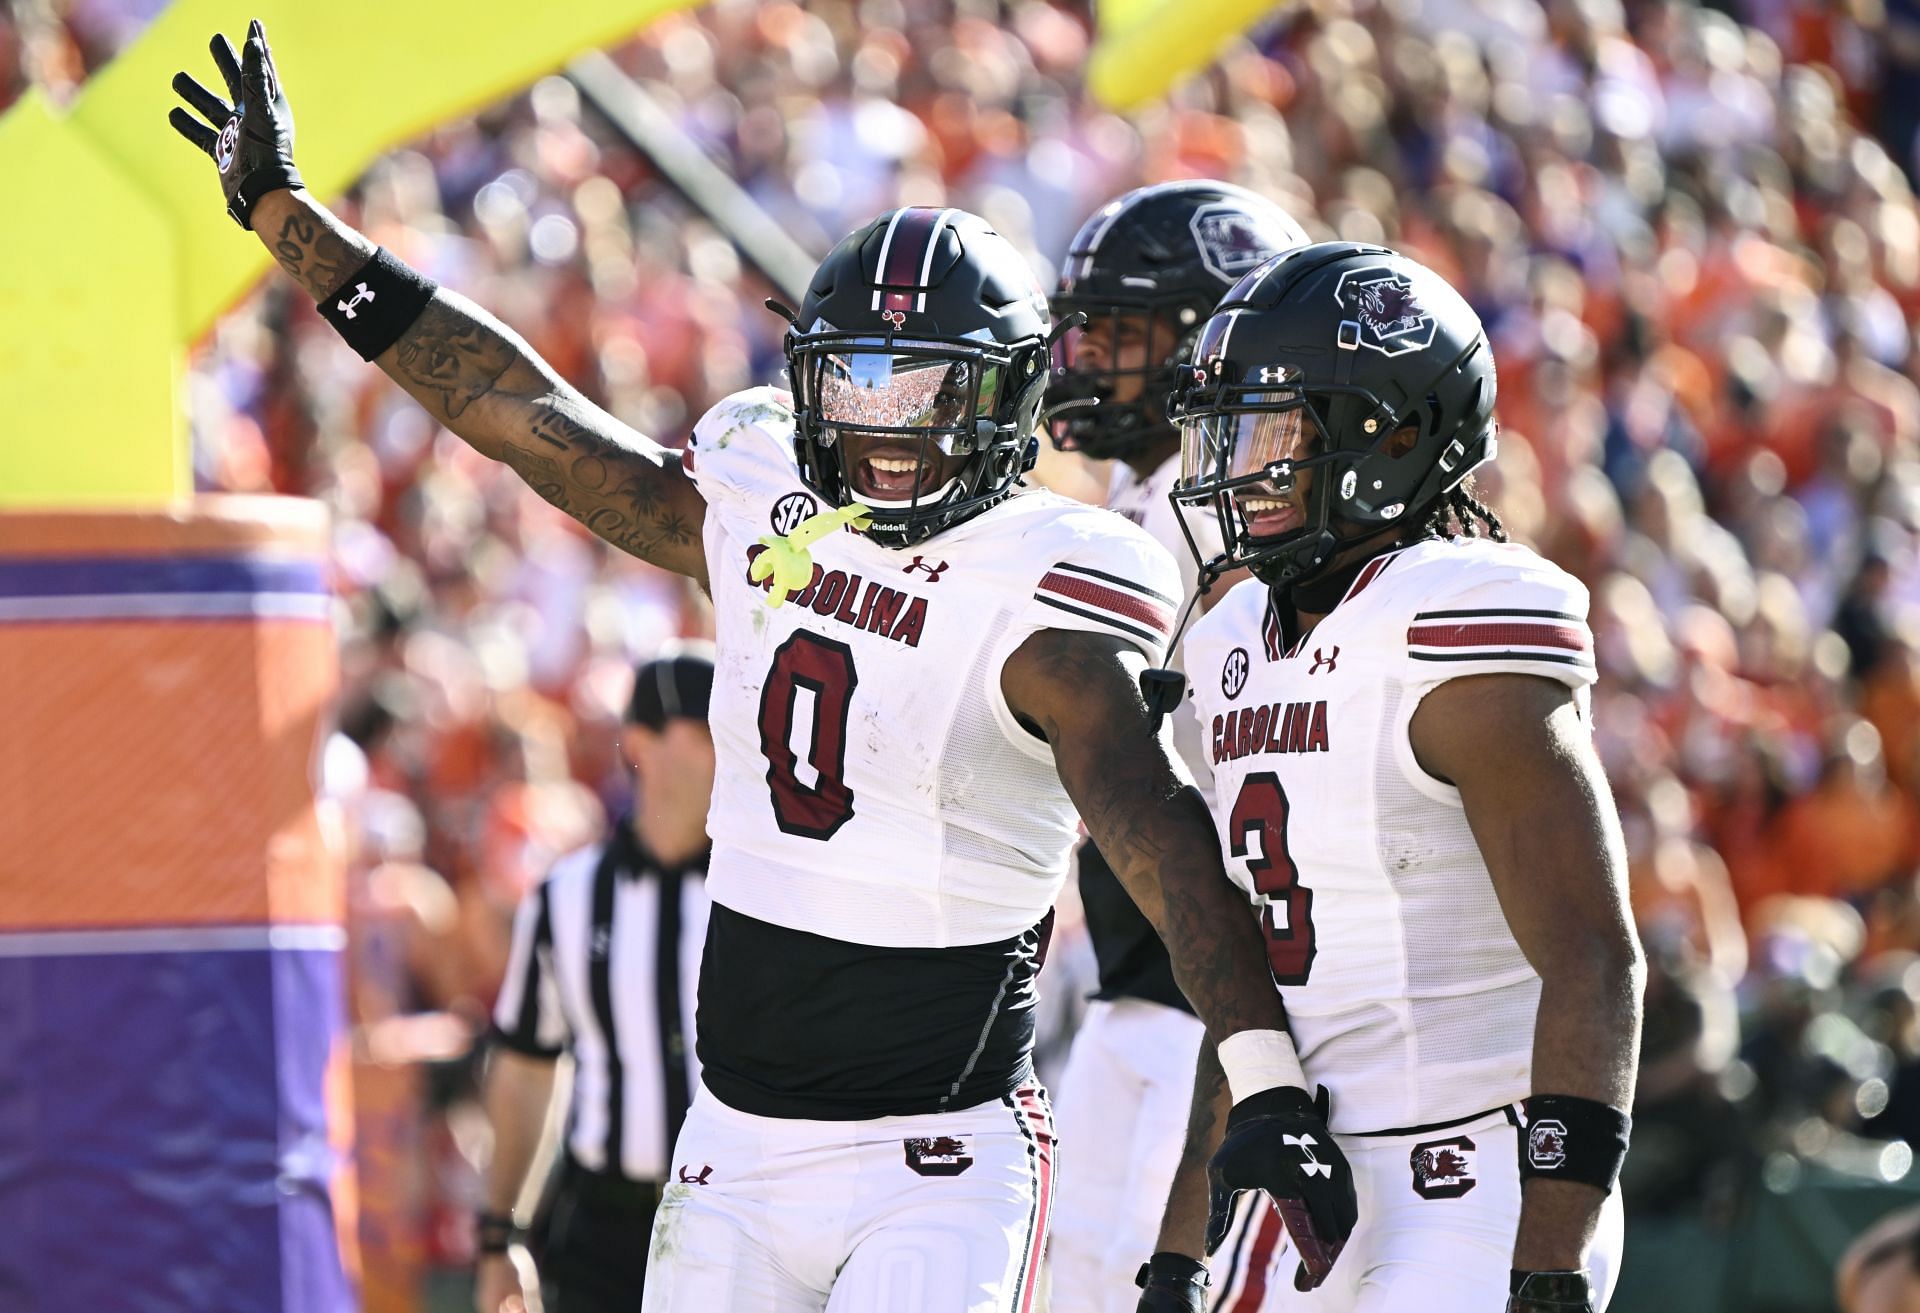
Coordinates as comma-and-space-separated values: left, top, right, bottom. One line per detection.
1139, 559, 1223, 732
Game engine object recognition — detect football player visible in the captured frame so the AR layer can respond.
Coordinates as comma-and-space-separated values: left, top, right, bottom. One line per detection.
170, 26, 1359, 1313
1045, 181, 1309, 1313
1134, 244, 1644, 1313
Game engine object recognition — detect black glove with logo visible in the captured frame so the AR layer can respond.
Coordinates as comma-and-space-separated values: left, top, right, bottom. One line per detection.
1134, 1252, 1209, 1313
168, 19, 303, 229
1508, 1270, 1595, 1312
1206, 1085, 1357, 1291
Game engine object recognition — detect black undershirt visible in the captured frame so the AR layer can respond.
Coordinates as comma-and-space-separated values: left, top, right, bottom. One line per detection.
695, 902, 1051, 1120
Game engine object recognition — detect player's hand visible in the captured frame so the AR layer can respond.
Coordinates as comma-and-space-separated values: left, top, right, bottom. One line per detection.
1205, 1085, 1356, 1290
1507, 1270, 1594, 1312
168, 19, 304, 229
1134, 1252, 1209, 1313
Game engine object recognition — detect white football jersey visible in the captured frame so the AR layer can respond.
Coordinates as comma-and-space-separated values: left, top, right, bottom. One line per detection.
1105, 451, 1223, 791
1183, 537, 1596, 1133
685, 388, 1182, 949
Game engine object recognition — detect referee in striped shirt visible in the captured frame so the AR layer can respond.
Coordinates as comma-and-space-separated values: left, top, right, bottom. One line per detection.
476, 646, 716, 1313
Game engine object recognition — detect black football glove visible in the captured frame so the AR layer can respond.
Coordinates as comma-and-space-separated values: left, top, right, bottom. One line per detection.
1206, 1085, 1356, 1290
168, 19, 303, 229
1134, 1252, 1209, 1313
1508, 1270, 1594, 1312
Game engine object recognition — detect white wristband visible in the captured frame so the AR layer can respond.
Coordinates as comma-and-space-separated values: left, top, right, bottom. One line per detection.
1216, 1029, 1307, 1103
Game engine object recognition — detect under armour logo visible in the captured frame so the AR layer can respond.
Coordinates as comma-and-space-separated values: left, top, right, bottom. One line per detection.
1309, 646, 1339, 675
591, 927, 610, 958
880, 308, 907, 329
904, 555, 948, 582
677, 1164, 713, 1185
337, 284, 376, 319
1285, 1132, 1334, 1178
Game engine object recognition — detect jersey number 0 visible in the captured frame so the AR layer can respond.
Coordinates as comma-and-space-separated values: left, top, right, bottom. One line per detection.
1229, 772, 1317, 984
757, 632, 858, 840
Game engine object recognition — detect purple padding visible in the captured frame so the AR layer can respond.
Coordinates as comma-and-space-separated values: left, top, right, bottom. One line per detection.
0, 556, 327, 600
0, 946, 352, 1313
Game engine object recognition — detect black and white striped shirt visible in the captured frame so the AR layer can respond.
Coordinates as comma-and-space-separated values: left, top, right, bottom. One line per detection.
491, 824, 709, 1183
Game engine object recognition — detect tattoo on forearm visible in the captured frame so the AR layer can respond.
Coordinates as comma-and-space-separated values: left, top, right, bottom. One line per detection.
269, 207, 365, 302
390, 302, 517, 421
502, 410, 698, 561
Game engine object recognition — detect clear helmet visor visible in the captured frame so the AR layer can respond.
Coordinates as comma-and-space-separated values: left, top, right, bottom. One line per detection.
1179, 389, 1321, 490
814, 350, 1002, 455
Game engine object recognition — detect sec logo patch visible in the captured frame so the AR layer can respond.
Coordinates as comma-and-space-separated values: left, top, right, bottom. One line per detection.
770, 491, 818, 535
1222, 647, 1250, 700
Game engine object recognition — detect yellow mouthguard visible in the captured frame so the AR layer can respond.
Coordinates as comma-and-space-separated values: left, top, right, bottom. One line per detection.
750, 502, 873, 607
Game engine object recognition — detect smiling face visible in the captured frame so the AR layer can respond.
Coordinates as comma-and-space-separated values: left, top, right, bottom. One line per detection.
835, 430, 974, 503
1229, 405, 1322, 539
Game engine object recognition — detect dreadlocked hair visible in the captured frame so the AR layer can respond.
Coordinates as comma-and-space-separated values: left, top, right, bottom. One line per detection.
1413, 480, 1508, 543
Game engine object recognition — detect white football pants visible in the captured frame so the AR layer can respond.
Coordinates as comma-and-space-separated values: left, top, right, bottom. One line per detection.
641, 1081, 1055, 1313
1254, 1107, 1625, 1313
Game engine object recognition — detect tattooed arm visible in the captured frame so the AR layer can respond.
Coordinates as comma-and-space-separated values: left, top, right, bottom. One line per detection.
1001, 629, 1287, 1039
250, 189, 708, 581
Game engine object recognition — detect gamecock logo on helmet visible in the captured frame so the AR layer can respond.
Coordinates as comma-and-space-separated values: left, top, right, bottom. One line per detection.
1191, 204, 1275, 283
1333, 268, 1439, 358
1410, 1135, 1477, 1199
1528, 1119, 1569, 1170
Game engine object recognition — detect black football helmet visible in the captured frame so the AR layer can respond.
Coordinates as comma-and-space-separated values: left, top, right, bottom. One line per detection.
782, 207, 1052, 549
1047, 181, 1309, 460
1168, 243, 1498, 586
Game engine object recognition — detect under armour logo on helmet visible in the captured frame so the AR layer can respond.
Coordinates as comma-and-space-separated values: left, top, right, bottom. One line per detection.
337, 284, 376, 320
880, 308, 907, 329
1285, 1132, 1334, 1179
1309, 646, 1339, 675
904, 555, 948, 582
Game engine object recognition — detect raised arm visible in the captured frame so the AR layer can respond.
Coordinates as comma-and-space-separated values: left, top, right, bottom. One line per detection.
1002, 628, 1357, 1288
170, 23, 708, 582
1410, 673, 1645, 1310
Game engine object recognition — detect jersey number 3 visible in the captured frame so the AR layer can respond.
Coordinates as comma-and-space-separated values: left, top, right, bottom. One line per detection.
1229, 772, 1317, 985
758, 632, 858, 840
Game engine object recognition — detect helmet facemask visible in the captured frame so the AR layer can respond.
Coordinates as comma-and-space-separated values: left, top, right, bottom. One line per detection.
1044, 299, 1204, 460
787, 327, 1044, 548
1172, 375, 1346, 585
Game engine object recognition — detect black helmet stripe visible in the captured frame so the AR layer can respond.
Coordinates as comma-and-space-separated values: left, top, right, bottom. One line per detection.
870, 206, 959, 313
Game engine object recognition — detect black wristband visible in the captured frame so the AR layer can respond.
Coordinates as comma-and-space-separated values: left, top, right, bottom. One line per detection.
476, 1210, 521, 1256
1519, 1094, 1631, 1192
1137, 1252, 1209, 1288
317, 247, 439, 361
228, 164, 305, 230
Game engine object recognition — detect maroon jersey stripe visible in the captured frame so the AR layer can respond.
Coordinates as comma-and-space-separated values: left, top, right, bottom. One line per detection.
1037, 571, 1174, 635
1407, 620, 1589, 651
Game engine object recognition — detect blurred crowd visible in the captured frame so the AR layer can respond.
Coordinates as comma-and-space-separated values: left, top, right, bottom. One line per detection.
13, 0, 1920, 1302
